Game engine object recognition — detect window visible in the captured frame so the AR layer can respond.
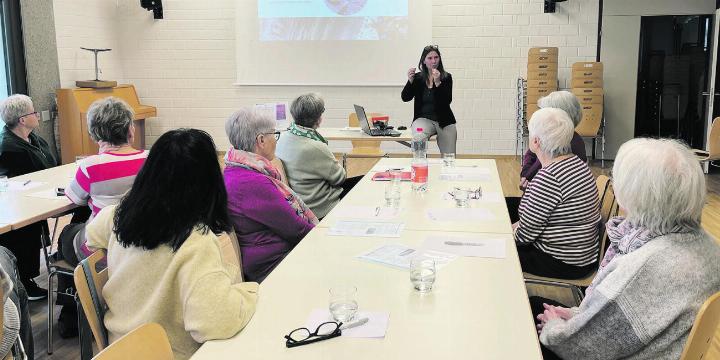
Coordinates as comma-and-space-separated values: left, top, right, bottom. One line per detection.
0, 0, 27, 99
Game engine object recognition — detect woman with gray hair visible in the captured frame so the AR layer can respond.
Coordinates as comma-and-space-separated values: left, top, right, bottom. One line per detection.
513, 108, 600, 279
535, 138, 720, 360
0, 94, 57, 301
56, 96, 148, 337
224, 107, 316, 283
276, 93, 362, 218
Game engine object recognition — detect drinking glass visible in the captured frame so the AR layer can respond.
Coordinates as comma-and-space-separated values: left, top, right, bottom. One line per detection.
384, 170, 401, 208
442, 153, 456, 168
329, 285, 358, 322
0, 176, 8, 193
453, 188, 470, 208
410, 257, 436, 292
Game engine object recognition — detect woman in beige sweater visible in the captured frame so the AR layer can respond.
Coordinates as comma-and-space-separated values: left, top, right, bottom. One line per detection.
86, 129, 259, 359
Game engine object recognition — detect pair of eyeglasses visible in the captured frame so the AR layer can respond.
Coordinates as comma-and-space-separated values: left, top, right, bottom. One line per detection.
424, 44, 439, 50
285, 321, 342, 348
17, 111, 38, 121
259, 131, 281, 140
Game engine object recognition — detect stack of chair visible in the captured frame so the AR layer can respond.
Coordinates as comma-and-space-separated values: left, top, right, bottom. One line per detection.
526, 47, 559, 122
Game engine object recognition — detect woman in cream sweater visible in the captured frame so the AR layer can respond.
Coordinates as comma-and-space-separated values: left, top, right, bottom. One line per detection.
86, 129, 259, 359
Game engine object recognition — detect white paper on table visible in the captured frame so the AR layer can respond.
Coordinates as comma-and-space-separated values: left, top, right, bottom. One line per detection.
328, 220, 404, 238
426, 208, 495, 222
332, 206, 401, 220
5, 181, 46, 191
356, 244, 457, 269
341, 126, 362, 132
305, 309, 389, 338
439, 166, 491, 182
427, 158, 444, 165
441, 191, 503, 203
423, 235, 506, 258
25, 189, 67, 200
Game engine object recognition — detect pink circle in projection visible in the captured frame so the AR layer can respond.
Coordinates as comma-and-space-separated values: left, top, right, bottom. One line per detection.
324, 0, 368, 16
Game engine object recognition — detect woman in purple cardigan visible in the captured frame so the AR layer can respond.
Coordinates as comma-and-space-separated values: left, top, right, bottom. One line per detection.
223, 108, 318, 283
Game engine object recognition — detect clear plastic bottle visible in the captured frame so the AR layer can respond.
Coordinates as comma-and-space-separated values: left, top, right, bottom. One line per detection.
411, 128, 428, 192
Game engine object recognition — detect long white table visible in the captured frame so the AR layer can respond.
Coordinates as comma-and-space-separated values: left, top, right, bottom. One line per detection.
319, 158, 512, 234
192, 158, 541, 360
0, 223, 10, 235
0, 164, 78, 230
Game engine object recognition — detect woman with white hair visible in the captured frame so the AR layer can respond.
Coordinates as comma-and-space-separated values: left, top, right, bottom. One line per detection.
506, 91, 588, 223
513, 108, 600, 279
56, 97, 148, 337
0, 94, 57, 301
535, 138, 720, 360
276, 93, 363, 218
224, 107, 317, 283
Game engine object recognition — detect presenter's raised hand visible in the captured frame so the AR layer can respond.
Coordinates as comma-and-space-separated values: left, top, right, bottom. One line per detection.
431, 68, 441, 85
408, 67, 417, 83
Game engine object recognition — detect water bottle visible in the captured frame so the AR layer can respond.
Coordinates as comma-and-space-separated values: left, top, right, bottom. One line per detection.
411, 128, 428, 192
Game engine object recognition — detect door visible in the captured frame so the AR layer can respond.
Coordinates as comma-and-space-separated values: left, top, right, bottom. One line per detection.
634, 15, 713, 148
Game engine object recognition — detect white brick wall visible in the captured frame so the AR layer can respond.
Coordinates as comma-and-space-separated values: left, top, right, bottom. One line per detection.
53, 0, 599, 155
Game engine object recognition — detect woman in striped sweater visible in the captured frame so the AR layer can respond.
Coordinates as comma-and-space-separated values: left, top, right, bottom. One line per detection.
513, 108, 600, 279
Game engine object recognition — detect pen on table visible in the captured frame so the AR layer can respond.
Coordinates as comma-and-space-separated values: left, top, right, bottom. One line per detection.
340, 317, 369, 330
22, 180, 31, 186
444, 241, 484, 247
374, 207, 381, 216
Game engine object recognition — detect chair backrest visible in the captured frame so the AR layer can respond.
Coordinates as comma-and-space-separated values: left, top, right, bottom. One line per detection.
595, 175, 618, 263
217, 230, 244, 282
575, 104, 603, 137
349, 112, 383, 155
92, 322, 173, 360
680, 291, 720, 360
74, 250, 109, 350
270, 157, 289, 186
708, 117, 720, 159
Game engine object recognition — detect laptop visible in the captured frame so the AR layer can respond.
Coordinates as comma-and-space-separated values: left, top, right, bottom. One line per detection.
354, 104, 401, 137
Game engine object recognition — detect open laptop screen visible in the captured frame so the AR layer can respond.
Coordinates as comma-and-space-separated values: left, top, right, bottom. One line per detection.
354, 104, 372, 135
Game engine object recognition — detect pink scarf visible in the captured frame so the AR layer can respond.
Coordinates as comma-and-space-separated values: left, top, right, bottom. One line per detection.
225, 148, 318, 225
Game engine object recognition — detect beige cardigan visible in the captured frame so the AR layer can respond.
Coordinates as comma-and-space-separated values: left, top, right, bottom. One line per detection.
86, 205, 259, 360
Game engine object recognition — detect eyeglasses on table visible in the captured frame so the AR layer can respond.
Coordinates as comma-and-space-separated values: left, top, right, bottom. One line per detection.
284, 321, 342, 348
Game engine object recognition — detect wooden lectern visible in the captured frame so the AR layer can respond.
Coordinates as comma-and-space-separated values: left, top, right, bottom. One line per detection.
56, 84, 156, 164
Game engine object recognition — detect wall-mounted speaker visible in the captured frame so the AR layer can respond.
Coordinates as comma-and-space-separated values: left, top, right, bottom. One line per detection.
140, 0, 163, 19
544, 0, 568, 14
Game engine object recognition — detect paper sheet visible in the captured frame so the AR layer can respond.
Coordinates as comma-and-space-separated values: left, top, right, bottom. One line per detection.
25, 189, 67, 200
328, 220, 404, 237
305, 309, 389, 338
439, 167, 492, 182
426, 208, 495, 222
341, 127, 362, 131
423, 235, 506, 258
4, 181, 46, 192
357, 244, 457, 269
331, 206, 401, 220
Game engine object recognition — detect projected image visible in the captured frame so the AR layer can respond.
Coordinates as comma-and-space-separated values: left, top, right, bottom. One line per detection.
259, 0, 408, 41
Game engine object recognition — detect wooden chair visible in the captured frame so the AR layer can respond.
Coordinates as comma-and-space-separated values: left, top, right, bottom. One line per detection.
680, 291, 720, 360
524, 175, 618, 305
74, 250, 109, 352
217, 230, 244, 282
92, 323, 173, 360
270, 157, 289, 186
692, 117, 720, 164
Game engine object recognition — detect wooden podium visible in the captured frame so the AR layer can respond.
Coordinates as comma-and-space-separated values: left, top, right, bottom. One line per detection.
56, 84, 156, 164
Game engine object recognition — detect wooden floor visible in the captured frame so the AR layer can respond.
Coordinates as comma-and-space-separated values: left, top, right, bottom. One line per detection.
27, 156, 720, 359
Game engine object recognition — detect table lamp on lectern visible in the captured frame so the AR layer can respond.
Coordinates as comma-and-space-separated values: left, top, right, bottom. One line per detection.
75, 47, 117, 88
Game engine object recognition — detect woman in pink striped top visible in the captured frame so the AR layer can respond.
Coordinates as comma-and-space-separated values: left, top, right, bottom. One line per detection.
56, 97, 147, 337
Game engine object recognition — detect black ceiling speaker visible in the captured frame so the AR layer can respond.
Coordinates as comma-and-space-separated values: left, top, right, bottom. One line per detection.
140, 0, 163, 19
544, 0, 568, 13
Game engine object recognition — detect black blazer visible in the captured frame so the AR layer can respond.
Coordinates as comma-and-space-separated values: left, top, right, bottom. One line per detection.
0, 125, 57, 177
401, 72, 455, 128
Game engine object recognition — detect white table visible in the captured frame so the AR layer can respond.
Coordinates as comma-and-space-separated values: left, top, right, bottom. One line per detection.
192, 229, 541, 359
192, 158, 541, 360
0, 223, 10, 235
0, 164, 78, 230
319, 158, 512, 234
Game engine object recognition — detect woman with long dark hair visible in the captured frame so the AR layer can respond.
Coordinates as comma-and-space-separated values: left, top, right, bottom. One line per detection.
85, 129, 258, 359
401, 45, 457, 154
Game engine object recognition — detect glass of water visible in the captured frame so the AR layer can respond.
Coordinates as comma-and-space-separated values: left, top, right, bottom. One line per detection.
410, 257, 436, 292
453, 188, 470, 208
384, 170, 401, 208
329, 285, 358, 323
442, 153, 456, 168
0, 175, 8, 193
